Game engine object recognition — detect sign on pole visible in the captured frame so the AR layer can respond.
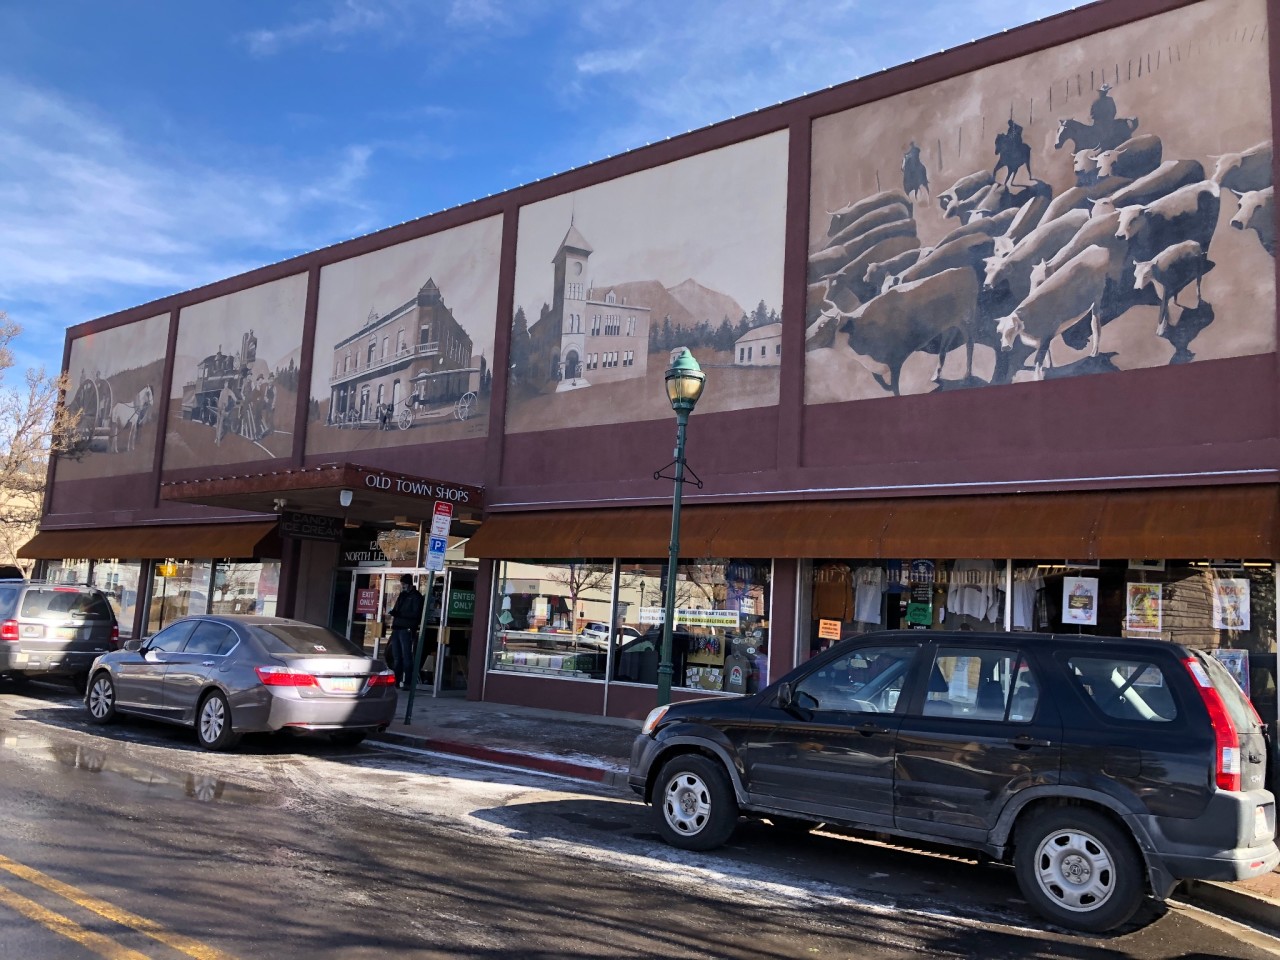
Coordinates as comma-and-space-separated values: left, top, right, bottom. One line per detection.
424, 500, 453, 572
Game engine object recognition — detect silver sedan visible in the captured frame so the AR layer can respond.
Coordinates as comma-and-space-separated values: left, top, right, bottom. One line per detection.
84, 615, 397, 750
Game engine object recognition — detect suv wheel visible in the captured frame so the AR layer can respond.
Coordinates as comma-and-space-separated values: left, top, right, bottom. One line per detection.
654, 755, 738, 851
1014, 807, 1144, 932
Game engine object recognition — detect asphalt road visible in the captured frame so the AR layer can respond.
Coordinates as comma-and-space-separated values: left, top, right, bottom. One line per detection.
2, 680, 1279, 960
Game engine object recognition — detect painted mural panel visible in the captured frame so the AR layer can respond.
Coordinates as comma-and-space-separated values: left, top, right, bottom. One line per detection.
806, 0, 1274, 404
58, 313, 168, 480
163, 274, 308, 470
306, 217, 502, 456
509, 131, 788, 433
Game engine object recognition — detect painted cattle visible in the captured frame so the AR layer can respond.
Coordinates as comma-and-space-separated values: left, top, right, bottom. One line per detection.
1132, 240, 1216, 335
1115, 180, 1221, 261
839, 267, 980, 395
1210, 141, 1273, 194
1090, 134, 1162, 180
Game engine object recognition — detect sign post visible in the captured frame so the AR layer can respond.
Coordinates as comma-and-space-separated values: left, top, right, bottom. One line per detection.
404, 502, 454, 724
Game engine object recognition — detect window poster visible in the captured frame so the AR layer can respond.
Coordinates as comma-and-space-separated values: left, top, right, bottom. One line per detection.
1062, 577, 1098, 626
1213, 578, 1251, 631
1125, 583, 1163, 633
1213, 649, 1251, 697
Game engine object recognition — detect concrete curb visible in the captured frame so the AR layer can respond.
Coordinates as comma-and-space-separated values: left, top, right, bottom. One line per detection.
1177, 879, 1280, 931
374, 729, 631, 788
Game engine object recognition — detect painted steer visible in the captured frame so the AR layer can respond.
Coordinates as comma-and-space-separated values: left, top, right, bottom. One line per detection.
840, 267, 979, 395
995, 245, 1111, 380
1132, 240, 1216, 336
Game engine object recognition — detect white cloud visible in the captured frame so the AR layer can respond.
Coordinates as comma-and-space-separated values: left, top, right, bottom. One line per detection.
241, 0, 403, 56
0, 77, 382, 371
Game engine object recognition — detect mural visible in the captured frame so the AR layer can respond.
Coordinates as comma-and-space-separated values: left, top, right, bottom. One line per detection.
509, 132, 789, 432
806, 0, 1274, 404
58, 313, 169, 480
306, 217, 502, 456
164, 274, 308, 469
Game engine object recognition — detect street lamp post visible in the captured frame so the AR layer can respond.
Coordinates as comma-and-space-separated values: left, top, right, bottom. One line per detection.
657, 348, 706, 706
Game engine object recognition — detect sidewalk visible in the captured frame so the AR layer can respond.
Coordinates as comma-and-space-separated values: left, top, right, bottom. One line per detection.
370, 693, 1280, 933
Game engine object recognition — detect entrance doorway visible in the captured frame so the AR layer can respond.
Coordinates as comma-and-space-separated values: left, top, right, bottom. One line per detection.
331, 564, 476, 697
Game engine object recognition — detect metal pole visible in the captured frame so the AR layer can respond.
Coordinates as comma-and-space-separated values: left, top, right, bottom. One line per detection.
657, 409, 689, 706
403, 571, 434, 724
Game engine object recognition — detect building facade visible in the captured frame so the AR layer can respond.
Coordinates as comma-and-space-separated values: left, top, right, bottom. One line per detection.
23, 0, 1280, 726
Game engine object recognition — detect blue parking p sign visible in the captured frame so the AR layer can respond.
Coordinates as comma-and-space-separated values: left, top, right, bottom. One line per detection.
425, 535, 448, 571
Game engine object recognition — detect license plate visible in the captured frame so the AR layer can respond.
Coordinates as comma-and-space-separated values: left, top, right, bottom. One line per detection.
321, 676, 361, 694
1255, 805, 1272, 841
20, 625, 44, 638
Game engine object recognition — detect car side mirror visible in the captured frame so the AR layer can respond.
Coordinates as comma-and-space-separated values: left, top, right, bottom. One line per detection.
777, 681, 794, 709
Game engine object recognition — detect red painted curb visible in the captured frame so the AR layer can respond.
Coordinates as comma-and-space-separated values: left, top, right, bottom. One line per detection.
376, 730, 612, 783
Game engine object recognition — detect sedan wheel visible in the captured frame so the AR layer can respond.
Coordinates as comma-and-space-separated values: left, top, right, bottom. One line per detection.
86, 672, 116, 724
654, 755, 738, 851
195, 690, 240, 751
1014, 807, 1143, 932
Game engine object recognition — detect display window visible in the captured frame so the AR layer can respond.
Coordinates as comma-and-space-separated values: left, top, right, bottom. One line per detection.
804, 559, 1007, 658
43, 559, 90, 585
147, 560, 212, 632
91, 560, 142, 638
210, 561, 280, 617
487, 557, 772, 694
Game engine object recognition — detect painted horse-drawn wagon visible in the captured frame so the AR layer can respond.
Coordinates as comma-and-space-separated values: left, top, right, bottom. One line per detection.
68, 375, 116, 453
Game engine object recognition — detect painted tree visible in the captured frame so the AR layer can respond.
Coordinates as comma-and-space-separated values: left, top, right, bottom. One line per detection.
0, 313, 81, 572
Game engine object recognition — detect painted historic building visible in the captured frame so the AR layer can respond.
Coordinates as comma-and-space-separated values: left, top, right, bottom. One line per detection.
22, 0, 1280, 727
327, 279, 477, 427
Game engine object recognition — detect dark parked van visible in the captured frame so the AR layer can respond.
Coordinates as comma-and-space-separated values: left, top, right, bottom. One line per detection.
629, 630, 1278, 931
0, 581, 119, 691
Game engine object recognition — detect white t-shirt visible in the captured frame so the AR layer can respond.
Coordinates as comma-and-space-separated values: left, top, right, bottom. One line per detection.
853, 566, 885, 624
947, 559, 1001, 622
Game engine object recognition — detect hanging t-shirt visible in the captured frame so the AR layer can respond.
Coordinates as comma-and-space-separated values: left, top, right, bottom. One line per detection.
947, 559, 1001, 622
1012, 575, 1045, 630
854, 566, 886, 624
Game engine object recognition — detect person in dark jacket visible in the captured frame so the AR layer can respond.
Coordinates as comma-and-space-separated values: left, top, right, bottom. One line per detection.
388, 574, 424, 689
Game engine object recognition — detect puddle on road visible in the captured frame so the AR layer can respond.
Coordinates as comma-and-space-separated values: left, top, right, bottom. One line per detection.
0, 732, 265, 805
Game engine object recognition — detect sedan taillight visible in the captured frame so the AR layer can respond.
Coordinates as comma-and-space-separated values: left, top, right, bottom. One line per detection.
255, 666, 318, 687
368, 670, 396, 687
0, 620, 17, 642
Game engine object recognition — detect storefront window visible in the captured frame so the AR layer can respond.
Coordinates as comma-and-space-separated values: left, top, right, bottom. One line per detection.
44, 559, 90, 585
210, 561, 280, 616
611, 560, 771, 694
91, 560, 142, 638
489, 560, 615, 680
805, 559, 1007, 658
1013, 559, 1277, 719
486, 557, 772, 693
147, 560, 212, 632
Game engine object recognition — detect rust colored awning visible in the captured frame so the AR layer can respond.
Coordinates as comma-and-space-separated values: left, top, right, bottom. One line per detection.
465, 486, 1280, 561
18, 521, 282, 561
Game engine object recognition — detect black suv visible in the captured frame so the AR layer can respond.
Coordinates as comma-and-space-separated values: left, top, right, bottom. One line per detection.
0, 581, 119, 691
629, 630, 1278, 932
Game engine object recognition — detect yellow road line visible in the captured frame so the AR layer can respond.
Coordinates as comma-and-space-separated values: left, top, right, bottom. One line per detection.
0, 881, 152, 960
0, 854, 238, 960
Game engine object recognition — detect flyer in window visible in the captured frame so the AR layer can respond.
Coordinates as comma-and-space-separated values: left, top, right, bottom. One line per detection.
1213, 578, 1251, 631
1213, 649, 1251, 697
1062, 576, 1098, 626
1125, 582, 1163, 632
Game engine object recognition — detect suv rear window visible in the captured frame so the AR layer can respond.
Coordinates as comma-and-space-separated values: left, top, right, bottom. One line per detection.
1066, 655, 1177, 722
250, 623, 366, 657
19, 587, 114, 621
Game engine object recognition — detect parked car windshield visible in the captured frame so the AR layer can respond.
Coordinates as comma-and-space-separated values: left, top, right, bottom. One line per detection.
20, 587, 114, 621
249, 623, 366, 657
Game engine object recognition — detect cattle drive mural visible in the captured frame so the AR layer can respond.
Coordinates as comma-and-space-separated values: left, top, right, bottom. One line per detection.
57, 313, 168, 482
508, 131, 789, 433
165, 273, 306, 470
806, 0, 1274, 405
305, 217, 502, 457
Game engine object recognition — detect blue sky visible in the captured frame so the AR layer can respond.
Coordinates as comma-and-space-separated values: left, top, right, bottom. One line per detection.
0, 0, 1080, 376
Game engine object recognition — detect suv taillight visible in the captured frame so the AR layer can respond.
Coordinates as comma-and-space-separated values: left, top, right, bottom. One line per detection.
110, 624, 120, 650
0, 620, 17, 642
1184, 657, 1242, 791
